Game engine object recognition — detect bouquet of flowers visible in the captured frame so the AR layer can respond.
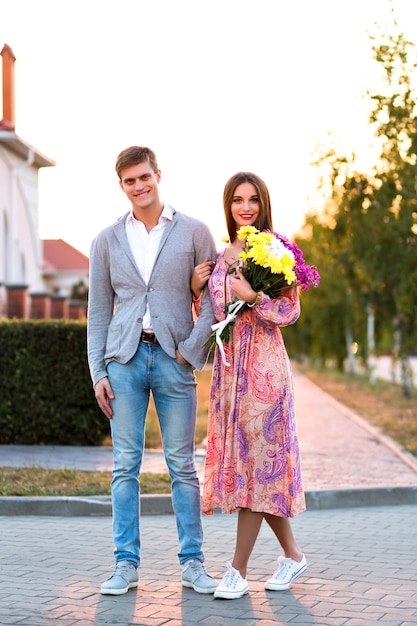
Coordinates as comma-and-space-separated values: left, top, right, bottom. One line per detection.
204, 226, 320, 365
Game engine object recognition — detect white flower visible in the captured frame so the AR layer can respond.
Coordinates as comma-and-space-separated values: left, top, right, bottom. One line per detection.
269, 239, 295, 262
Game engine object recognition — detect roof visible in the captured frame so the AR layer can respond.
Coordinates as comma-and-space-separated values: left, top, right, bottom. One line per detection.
43, 239, 89, 272
0, 131, 55, 168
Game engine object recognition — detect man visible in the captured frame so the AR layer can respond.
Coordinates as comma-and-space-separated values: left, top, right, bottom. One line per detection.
87, 146, 217, 595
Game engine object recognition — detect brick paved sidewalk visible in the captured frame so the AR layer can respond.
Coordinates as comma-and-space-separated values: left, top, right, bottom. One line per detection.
1, 369, 417, 625
0, 505, 416, 625
294, 370, 417, 491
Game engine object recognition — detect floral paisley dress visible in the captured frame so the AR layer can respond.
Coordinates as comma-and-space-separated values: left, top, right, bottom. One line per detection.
202, 249, 306, 517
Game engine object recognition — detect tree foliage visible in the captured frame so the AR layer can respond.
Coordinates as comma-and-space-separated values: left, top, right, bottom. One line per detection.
289, 15, 417, 394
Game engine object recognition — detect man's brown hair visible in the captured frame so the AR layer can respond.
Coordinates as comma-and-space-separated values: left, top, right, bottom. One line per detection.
115, 146, 159, 179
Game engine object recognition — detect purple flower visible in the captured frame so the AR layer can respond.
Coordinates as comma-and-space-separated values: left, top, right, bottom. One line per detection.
266, 231, 320, 290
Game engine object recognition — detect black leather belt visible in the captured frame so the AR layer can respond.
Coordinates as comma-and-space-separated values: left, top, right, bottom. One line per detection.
140, 331, 159, 345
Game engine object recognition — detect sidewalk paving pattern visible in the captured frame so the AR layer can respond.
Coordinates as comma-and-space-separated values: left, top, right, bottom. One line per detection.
0, 369, 416, 624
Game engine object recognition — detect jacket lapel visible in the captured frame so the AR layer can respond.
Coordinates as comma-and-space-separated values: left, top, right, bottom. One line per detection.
150, 209, 177, 275
113, 213, 147, 285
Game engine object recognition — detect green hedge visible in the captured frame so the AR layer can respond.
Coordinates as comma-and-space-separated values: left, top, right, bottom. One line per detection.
0, 320, 109, 445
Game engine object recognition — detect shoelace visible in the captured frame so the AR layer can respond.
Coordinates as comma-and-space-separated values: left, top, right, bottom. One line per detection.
222, 562, 241, 589
185, 560, 213, 584
273, 557, 293, 580
194, 562, 209, 575
187, 561, 209, 575
113, 562, 133, 581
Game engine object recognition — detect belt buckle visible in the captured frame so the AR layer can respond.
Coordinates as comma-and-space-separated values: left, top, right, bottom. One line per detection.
142, 332, 155, 344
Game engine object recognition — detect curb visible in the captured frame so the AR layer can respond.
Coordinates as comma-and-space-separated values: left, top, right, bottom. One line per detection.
1, 486, 417, 516
305, 486, 417, 509
0, 494, 169, 516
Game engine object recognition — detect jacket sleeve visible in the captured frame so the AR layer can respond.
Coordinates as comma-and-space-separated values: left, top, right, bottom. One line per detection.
177, 224, 217, 370
87, 234, 114, 387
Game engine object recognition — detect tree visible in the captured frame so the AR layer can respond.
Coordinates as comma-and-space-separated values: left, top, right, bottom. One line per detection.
294, 15, 417, 396
366, 22, 417, 395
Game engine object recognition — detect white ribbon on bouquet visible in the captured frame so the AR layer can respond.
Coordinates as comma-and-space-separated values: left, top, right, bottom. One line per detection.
210, 299, 246, 367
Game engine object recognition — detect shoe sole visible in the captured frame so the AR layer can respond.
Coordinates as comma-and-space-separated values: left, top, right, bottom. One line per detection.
214, 586, 249, 600
182, 580, 217, 594
264, 564, 307, 591
101, 581, 138, 595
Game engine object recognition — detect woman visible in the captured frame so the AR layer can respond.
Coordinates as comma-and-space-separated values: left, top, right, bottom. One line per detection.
192, 172, 307, 600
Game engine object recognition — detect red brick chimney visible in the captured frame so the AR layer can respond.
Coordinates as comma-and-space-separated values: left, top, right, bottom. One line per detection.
1, 43, 16, 131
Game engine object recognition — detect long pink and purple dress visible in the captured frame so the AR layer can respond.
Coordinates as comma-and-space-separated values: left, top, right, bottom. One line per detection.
202, 249, 306, 518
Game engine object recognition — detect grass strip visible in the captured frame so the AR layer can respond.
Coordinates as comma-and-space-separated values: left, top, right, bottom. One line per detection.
0, 467, 171, 496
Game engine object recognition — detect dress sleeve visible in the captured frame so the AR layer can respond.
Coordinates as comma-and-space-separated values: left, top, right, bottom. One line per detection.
208, 254, 228, 321
252, 287, 300, 328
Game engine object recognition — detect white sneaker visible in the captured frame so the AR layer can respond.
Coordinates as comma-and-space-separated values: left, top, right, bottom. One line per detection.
214, 561, 249, 600
265, 554, 307, 591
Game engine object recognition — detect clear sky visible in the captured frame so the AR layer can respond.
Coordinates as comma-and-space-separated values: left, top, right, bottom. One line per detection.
1, 0, 417, 255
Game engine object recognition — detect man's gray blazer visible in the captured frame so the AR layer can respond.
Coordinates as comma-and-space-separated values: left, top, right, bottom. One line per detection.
87, 208, 217, 387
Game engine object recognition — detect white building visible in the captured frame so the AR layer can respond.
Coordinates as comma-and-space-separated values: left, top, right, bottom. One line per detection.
0, 44, 88, 319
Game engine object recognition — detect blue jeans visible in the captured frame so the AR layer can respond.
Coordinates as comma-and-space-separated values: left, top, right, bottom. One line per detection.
107, 342, 204, 567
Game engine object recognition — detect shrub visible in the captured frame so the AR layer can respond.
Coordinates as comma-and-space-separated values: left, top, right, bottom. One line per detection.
0, 320, 109, 445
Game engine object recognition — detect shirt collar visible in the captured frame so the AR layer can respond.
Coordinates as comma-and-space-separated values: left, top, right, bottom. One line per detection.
126, 202, 174, 225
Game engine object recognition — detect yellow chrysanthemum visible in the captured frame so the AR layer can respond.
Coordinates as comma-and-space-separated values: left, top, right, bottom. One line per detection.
237, 226, 258, 241
236, 226, 299, 291
247, 244, 270, 268
257, 232, 273, 246
269, 253, 294, 275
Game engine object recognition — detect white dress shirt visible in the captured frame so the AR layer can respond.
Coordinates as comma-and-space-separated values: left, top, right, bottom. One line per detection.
125, 203, 173, 331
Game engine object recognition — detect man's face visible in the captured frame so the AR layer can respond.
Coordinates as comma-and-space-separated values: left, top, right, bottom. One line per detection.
119, 161, 161, 212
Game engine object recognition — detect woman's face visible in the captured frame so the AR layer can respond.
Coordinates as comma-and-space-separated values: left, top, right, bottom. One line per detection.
230, 182, 260, 230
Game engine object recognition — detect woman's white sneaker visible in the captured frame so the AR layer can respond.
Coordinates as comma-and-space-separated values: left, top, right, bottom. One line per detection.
214, 561, 249, 599
264, 554, 307, 591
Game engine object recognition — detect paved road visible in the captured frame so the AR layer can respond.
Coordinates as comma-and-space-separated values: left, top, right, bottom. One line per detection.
0, 369, 416, 624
